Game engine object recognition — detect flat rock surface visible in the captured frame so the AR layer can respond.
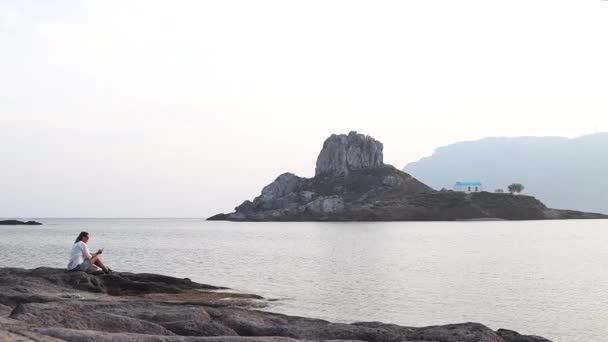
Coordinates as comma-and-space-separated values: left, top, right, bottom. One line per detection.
0, 267, 552, 342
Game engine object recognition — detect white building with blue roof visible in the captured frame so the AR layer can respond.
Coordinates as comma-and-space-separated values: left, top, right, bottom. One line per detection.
454, 181, 483, 193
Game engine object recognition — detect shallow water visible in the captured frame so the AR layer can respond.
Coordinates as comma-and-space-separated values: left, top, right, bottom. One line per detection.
1, 218, 607, 342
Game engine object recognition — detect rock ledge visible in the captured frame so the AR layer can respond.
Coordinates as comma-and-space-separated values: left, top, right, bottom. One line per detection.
0, 267, 552, 342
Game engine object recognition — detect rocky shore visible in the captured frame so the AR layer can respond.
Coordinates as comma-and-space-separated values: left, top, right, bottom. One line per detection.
209, 131, 607, 221
0, 267, 551, 341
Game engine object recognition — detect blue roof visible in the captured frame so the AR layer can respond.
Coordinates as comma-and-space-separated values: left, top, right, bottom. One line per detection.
455, 181, 482, 186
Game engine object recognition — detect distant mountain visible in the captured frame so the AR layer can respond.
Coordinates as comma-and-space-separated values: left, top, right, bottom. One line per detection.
404, 133, 608, 214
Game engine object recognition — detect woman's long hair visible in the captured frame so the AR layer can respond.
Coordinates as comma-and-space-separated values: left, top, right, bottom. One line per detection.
75, 231, 89, 243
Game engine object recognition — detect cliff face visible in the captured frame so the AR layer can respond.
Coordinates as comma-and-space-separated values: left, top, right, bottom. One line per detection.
209, 132, 608, 221
315, 131, 384, 177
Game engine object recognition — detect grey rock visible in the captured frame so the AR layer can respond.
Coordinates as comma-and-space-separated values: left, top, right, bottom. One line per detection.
1, 267, 553, 342
408, 323, 504, 342
0, 329, 62, 341
299, 191, 316, 202
0, 220, 42, 225
163, 320, 238, 337
208, 307, 403, 341
35, 328, 300, 342
98, 303, 212, 324
0, 304, 12, 316
10, 302, 175, 335
304, 196, 344, 214
381, 175, 402, 187
0, 329, 30, 341
315, 131, 383, 177
0, 267, 221, 305
235, 201, 255, 215
496, 328, 552, 342
259, 173, 304, 205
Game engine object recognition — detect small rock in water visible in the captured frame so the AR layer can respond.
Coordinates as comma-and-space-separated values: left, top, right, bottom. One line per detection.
0, 220, 43, 225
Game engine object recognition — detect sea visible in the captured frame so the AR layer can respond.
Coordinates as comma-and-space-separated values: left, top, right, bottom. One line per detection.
1, 218, 607, 342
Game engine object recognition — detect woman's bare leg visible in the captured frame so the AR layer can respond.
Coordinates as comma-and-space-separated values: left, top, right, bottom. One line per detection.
91, 256, 109, 272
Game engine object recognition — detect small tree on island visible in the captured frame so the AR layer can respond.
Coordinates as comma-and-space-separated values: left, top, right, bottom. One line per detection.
508, 183, 524, 194
494, 189, 505, 193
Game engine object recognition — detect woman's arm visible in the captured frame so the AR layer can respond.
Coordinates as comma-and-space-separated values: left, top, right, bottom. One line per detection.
82, 243, 94, 260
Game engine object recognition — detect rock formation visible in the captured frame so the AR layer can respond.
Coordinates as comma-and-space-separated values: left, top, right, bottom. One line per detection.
0, 220, 42, 225
0, 267, 552, 341
208, 132, 608, 221
315, 131, 384, 177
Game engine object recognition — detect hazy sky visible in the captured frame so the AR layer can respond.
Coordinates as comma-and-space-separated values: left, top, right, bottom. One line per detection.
2, 0, 607, 217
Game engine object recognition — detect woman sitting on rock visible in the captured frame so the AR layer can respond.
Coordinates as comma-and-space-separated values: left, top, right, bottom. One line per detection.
67, 231, 112, 273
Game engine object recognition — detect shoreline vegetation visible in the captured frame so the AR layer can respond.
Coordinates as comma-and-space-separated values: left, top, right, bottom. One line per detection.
210, 132, 608, 222
0, 267, 551, 342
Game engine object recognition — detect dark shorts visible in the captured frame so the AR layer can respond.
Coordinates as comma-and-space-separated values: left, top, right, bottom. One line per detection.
69, 259, 92, 272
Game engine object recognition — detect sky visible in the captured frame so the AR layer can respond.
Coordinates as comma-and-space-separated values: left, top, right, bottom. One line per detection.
1, 0, 607, 217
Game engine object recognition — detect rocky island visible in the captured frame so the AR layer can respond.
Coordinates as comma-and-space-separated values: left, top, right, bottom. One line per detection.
209, 131, 607, 221
0, 220, 42, 225
0, 267, 551, 341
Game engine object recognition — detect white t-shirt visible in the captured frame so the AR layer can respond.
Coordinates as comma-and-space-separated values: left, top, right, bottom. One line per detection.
67, 241, 92, 270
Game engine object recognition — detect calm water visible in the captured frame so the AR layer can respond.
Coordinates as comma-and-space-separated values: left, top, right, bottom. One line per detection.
1, 219, 607, 342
